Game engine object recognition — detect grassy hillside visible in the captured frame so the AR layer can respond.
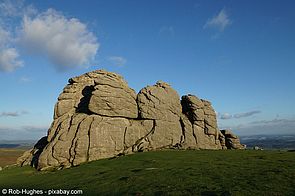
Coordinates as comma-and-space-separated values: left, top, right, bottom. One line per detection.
1, 150, 295, 195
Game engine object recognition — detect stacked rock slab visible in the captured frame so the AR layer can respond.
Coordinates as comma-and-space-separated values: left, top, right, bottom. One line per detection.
181, 95, 226, 149
221, 130, 246, 149
136, 81, 183, 150
17, 70, 244, 170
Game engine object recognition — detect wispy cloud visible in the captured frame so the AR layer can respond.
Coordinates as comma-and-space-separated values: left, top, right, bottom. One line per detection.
0, 0, 36, 17
224, 118, 295, 135
0, 1, 32, 72
107, 56, 127, 67
0, 47, 23, 72
219, 113, 232, 119
0, 1, 99, 72
0, 0, 24, 17
19, 76, 31, 82
22, 125, 48, 133
159, 26, 175, 37
251, 118, 295, 125
0, 24, 23, 72
0, 26, 11, 46
0, 124, 47, 140
0, 110, 28, 117
234, 110, 261, 118
218, 110, 261, 120
204, 8, 232, 32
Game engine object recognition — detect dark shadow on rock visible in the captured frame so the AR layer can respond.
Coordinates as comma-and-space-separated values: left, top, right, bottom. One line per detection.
180, 95, 195, 124
31, 136, 48, 168
76, 85, 95, 114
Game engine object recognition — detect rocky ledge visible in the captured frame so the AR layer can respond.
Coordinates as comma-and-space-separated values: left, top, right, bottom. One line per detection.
17, 70, 245, 170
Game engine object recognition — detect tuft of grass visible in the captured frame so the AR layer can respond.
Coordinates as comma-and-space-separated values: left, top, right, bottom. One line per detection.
0, 150, 295, 195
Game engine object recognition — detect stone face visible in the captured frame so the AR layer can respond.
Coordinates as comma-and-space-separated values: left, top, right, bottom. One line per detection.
89, 72, 138, 118
221, 130, 246, 150
18, 70, 244, 170
181, 94, 223, 149
137, 81, 182, 122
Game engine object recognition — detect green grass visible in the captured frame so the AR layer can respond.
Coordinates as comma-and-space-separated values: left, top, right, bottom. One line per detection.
1, 150, 295, 195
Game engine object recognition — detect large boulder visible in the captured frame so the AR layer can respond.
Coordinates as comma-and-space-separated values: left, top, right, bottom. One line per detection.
136, 81, 183, 150
88, 71, 138, 118
181, 94, 225, 149
137, 81, 182, 122
18, 70, 244, 170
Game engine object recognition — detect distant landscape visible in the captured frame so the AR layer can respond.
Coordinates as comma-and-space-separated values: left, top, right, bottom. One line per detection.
0, 140, 36, 149
240, 134, 295, 150
0, 140, 33, 167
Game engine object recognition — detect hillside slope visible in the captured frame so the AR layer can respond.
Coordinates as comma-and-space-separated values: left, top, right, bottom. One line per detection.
1, 150, 295, 195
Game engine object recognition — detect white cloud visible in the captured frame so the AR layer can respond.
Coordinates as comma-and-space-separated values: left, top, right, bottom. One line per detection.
0, 14, 23, 72
0, 0, 36, 18
0, 48, 23, 72
0, 1, 99, 72
107, 56, 127, 67
204, 8, 232, 32
20, 9, 99, 70
0, 0, 23, 17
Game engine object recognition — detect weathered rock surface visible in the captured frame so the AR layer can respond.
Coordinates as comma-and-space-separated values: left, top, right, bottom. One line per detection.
137, 81, 182, 122
221, 129, 246, 150
181, 94, 226, 149
18, 70, 245, 170
17, 136, 48, 168
89, 72, 138, 118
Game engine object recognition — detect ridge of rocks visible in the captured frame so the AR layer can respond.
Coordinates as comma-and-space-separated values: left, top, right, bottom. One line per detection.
17, 70, 245, 170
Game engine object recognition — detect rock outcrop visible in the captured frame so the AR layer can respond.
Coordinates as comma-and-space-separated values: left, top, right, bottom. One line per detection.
221, 129, 246, 150
17, 70, 245, 170
181, 94, 226, 149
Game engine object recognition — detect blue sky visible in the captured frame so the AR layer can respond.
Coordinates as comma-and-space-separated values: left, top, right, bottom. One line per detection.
0, 0, 295, 140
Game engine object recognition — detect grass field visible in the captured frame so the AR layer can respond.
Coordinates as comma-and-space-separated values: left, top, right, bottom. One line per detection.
0, 148, 27, 167
1, 150, 295, 195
